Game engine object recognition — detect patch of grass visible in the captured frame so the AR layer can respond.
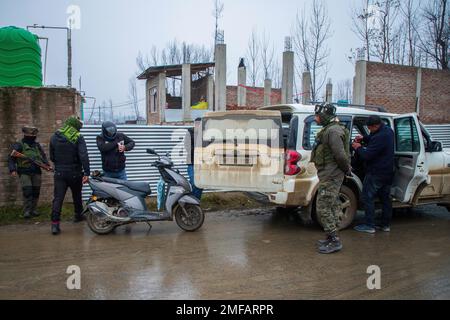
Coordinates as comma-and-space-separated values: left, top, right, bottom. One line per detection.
200, 192, 265, 211
0, 192, 267, 225
0, 203, 78, 226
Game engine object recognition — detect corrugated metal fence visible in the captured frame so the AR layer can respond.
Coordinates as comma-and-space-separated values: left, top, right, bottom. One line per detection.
426, 124, 450, 148
81, 125, 189, 200
81, 123, 450, 200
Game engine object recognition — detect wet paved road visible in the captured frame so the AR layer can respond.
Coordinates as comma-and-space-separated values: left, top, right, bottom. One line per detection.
1, 205, 449, 299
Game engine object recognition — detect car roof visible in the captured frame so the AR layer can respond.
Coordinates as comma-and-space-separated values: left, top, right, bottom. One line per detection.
260, 104, 398, 117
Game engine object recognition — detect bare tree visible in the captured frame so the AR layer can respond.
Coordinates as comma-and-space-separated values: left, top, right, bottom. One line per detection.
182, 42, 192, 63
246, 28, 260, 87
150, 45, 159, 66
351, 0, 375, 61
136, 51, 147, 73
167, 39, 181, 95
212, 0, 224, 46
415, 0, 449, 69
160, 48, 168, 65
370, 0, 401, 63
292, 0, 332, 101
336, 79, 353, 102
272, 58, 282, 89
180, 43, 212, 64
193, 45, 213, 63
260, 31, 275, 81
399, 0, 421, 66
128, 77, 140, 120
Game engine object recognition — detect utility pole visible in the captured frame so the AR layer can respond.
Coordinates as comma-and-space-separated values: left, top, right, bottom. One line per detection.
27, 24, 72, 87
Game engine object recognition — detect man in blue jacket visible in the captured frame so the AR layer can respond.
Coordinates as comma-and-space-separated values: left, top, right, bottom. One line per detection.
352, 115, 395, 234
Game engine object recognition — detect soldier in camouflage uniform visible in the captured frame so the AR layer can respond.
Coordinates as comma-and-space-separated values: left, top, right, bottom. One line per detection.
8, 126, 50, 219
310, 103, 351, 254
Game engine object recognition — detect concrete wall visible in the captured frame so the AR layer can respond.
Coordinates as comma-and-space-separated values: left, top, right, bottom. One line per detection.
146, 73, 167, 125
226, 85, 281, 109
354, 61, 450, 124
0, 87, 81, 206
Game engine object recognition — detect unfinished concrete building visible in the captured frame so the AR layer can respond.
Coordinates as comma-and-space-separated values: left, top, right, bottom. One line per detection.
137, 62, 215, 125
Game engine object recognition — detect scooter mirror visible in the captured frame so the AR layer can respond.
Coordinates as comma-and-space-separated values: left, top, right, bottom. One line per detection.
146, 148, 158, 155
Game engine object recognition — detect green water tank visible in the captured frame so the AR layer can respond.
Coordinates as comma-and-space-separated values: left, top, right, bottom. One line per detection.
0, 26, 43, 87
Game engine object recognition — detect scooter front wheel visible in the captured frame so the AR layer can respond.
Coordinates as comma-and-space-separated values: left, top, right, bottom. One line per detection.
86, 212, 117, 235
174, 204, 204, 232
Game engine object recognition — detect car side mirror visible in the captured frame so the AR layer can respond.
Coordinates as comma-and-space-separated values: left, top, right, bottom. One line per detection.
429, 141, 443, 153
146, 148, 157, 155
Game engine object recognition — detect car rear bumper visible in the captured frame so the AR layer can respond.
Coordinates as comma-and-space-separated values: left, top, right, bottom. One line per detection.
268, 175, 319, 207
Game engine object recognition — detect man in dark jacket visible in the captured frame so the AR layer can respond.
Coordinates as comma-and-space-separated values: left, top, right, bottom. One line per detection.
352, 115, 395, 234
96, 121, 135, 180
8, 126, 50, 218
50, 116, 90, 235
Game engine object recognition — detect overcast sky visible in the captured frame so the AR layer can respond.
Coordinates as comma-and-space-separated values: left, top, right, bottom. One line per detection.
1, 0, 362, 118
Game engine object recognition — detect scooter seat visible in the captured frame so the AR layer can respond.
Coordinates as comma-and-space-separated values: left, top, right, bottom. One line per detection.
102, 177, 152, 194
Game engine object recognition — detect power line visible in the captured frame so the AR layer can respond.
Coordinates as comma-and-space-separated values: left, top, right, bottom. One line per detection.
83, 98, 145, 109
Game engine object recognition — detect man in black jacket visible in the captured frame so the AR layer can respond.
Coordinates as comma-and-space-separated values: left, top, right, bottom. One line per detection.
352, 115, 395, 234
8, 126, 50, 218
50, 116, 90, 235
96, 121, 135, 180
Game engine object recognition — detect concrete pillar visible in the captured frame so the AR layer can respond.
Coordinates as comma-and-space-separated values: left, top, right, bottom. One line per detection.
237, 59, 246, 106
207, 75, 214, 111
415, 68, 422, 115
145, 78, 151, 122
302, 71, 311, 104
215, 43, 227, 112
326, 82, 333, 102
264, 79, 272, 106
182, 63, 191, 121
158, 72, 166, 123
353, 60, 367, 105
281, 50, 294, 104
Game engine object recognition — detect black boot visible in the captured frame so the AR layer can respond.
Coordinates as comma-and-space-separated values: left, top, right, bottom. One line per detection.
51, 223, 61, 235
23, 195, 33, 219
318, 232, 342, 254
31, 197, 40, 217
73, 213, 85, 223
316, 234, 332, 247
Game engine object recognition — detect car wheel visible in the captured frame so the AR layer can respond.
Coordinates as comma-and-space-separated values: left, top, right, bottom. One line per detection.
313, 185, 358, 230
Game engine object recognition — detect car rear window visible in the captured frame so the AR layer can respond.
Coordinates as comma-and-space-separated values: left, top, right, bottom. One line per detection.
202, 114, 284, 148
302, 115, 352, 150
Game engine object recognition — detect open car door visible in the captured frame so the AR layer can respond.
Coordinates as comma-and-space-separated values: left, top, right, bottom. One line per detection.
194, 110, 285, 192
392, 113, 429, 203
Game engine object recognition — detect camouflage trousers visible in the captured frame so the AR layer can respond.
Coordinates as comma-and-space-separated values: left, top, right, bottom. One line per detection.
316, 176, 344, 234
19, 173, 42, 215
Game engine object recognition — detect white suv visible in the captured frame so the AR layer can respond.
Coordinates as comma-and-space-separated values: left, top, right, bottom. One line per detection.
195, 104, 450, 229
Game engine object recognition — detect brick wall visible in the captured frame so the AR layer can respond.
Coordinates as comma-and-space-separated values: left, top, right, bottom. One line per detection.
226, 85, 282, 110
0, 87, 81, 206
364, 62, 450, 124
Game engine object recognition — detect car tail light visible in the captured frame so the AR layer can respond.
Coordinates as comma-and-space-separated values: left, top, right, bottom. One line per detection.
285, 150, 302, 175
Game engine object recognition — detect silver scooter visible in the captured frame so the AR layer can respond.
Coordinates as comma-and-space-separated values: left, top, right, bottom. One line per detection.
84, 148, 204, 235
